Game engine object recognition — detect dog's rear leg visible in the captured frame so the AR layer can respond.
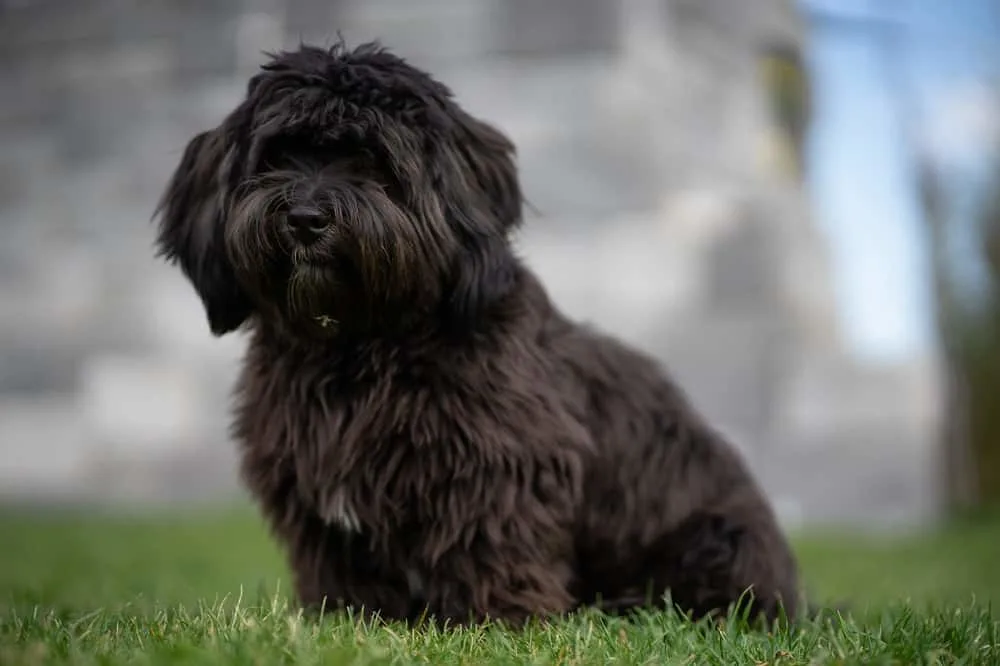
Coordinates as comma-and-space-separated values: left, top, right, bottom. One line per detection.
649, 509, 801, 624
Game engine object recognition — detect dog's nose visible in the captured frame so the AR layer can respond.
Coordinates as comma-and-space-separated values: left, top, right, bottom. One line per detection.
286, 208, 329, 244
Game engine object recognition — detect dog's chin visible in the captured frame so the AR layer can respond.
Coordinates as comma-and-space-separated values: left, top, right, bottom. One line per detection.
284, 263, 347, 337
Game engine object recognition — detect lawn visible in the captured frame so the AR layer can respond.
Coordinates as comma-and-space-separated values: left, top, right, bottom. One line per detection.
0, 505, 997, 665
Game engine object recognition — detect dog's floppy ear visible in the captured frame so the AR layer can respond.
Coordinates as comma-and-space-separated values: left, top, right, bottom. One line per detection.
440, 114, 523, 326
155, 129, 253, 336
447, 230, 518, 326
454, 113, 523, 229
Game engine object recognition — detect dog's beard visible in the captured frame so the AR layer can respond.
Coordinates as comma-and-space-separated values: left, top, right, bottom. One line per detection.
226, 170, 455, 335
286, 263, 342, 326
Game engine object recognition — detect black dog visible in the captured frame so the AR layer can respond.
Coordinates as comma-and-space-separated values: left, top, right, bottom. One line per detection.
155, 42, 802, 626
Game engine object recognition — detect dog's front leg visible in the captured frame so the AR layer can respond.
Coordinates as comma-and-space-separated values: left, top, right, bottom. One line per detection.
429, 546, 577, 627
240, 449, 407, 620
420, 489, 580, 627
288, 523, 419, 622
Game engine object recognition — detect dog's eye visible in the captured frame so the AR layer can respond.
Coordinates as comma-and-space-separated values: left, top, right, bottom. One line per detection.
356, 148, 381, 169
257, 138, 307, 171
256, 135, 337, 169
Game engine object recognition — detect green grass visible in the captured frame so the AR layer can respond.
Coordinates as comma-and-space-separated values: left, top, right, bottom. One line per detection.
1, 505, 998, 665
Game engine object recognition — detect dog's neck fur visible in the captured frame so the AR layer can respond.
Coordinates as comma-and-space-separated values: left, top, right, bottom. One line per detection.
251, 260, 539, 365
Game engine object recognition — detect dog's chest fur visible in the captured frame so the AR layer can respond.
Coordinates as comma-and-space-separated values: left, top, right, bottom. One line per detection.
240, 356, 426, 527
235, 333, 560, 541
319, 486, 360, 533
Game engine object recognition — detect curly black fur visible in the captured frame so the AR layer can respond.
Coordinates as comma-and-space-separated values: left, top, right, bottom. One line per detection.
155, 41, 802, 626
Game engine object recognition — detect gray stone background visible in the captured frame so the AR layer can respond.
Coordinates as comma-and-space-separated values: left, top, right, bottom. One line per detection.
0, 0, 942, 529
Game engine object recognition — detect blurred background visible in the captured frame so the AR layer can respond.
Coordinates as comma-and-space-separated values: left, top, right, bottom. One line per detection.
1, 0, 999, 609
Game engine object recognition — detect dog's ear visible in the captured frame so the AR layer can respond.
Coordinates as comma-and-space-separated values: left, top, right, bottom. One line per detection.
437, 114, 524, 326
447, 230, 518, 326
155, 129, 253, 336
454, 112, 523, 229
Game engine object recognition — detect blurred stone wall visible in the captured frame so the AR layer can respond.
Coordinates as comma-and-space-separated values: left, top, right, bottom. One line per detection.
0, 0, 942, 527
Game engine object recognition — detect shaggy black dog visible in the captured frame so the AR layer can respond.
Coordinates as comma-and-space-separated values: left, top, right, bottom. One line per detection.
155, 42, 801, 626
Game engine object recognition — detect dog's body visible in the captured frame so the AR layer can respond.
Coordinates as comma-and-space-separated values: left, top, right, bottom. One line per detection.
156, 42, 800, 625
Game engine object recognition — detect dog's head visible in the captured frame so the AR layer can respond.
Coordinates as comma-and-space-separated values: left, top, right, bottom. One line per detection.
155, 42, 522, 338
